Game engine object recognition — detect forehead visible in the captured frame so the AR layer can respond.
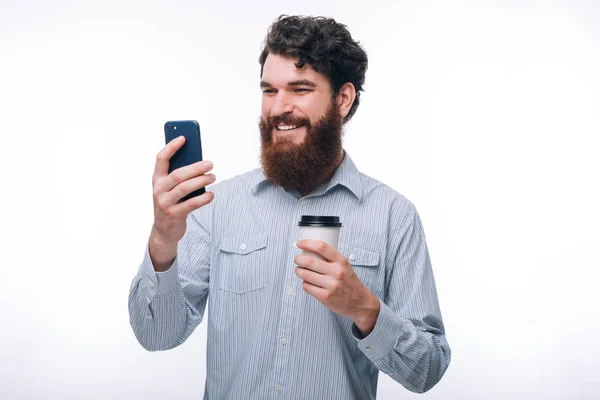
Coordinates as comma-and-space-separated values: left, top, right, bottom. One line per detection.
262, 53, 330, 87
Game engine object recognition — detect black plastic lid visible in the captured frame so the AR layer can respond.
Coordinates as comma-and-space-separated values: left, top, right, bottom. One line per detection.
298, 215, 342, 227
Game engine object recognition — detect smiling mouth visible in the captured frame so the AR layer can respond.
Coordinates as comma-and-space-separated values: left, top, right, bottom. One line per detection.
276, 124, 302, 132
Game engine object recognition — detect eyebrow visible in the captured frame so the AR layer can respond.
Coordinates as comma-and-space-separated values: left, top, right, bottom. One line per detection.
260, 79, 318, 89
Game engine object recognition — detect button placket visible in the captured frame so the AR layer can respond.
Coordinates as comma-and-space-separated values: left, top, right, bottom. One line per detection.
272, 231, 301, 395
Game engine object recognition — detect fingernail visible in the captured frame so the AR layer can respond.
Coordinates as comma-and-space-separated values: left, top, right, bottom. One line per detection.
204, 161, 213, 168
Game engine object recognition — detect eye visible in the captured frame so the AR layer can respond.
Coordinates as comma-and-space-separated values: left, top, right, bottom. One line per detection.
294, 88, 310, 93
262, 89, 276, 94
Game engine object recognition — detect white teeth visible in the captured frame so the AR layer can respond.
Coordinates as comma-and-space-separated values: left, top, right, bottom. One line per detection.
277, 125, 299, 131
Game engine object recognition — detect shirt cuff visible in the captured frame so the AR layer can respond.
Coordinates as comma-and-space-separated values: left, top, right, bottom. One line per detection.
141, 244, 180, 298
352, 298, 402, 362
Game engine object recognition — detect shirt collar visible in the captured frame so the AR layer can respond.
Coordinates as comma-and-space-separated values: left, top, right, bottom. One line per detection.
250, 151, 364, 202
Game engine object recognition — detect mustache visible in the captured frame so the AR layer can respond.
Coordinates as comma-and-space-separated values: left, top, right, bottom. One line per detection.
265, 113, 311, 128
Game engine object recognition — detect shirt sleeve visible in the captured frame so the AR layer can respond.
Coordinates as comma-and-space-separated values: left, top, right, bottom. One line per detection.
128, 209, 211, 351
351, 204, 451, 393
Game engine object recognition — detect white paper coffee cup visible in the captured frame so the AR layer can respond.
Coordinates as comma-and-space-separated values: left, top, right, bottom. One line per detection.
298, 215, 342, 261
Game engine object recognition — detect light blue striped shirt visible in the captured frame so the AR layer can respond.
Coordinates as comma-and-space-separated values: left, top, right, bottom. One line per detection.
129, 152, 450, 399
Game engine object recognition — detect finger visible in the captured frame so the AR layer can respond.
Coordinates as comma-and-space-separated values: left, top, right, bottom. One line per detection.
154, 136, 186, 179
164, 173, 216, 205
163, 160, 214, 193
301, 280, 328, 300
296, 239, 344, 263
167, 191, 215, 218
294, 254, 329, 275
295, 266, 333, 289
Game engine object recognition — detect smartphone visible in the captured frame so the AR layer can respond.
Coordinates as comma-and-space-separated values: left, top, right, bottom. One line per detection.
164, 120, 205, 202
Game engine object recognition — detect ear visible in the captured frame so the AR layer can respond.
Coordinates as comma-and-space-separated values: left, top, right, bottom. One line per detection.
336, 82, 356, 120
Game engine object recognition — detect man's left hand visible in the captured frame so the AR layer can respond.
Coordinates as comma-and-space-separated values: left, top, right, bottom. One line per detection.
294, 239, 380, 336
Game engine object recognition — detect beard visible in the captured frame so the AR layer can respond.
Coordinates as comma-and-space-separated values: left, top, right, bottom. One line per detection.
259, 101, 343, 195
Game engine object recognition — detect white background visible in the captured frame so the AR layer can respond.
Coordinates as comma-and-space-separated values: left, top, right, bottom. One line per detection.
1, 0, 599, 399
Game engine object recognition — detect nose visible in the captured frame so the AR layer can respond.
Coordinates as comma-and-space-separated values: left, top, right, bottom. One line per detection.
271, 91, 294, 116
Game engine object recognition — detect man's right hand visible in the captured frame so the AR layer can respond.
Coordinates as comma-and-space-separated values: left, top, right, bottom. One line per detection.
149, 135, 216, 271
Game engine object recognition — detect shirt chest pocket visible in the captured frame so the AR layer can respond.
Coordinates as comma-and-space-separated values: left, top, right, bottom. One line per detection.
218, 234, 268, 294
338, 245, 383, 299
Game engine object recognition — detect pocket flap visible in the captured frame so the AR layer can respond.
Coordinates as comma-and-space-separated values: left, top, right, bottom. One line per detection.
339, 245, 380, 267
219, 234, 268, 255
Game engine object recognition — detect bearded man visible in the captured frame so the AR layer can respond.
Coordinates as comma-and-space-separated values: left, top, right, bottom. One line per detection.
129, 15, 451, 399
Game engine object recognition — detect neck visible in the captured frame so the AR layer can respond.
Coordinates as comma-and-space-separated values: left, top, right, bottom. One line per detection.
298, 150, 345, 197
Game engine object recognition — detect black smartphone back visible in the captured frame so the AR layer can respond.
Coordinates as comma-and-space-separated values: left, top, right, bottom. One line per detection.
164, 120, 205, 201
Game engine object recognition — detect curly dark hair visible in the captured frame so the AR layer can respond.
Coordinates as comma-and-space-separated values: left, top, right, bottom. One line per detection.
259, 15, 368, 122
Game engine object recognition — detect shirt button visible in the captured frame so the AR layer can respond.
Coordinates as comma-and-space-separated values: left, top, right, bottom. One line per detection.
146, 313, 152, 320
281, 338, 288, 345
275, 384, 282, 393
148, 280, 155, 289
239, 243, 247, 251
365, 346, 372, 352
349, 254, 356, 261
299, 198, 308, 205
288, 287, 294, 296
